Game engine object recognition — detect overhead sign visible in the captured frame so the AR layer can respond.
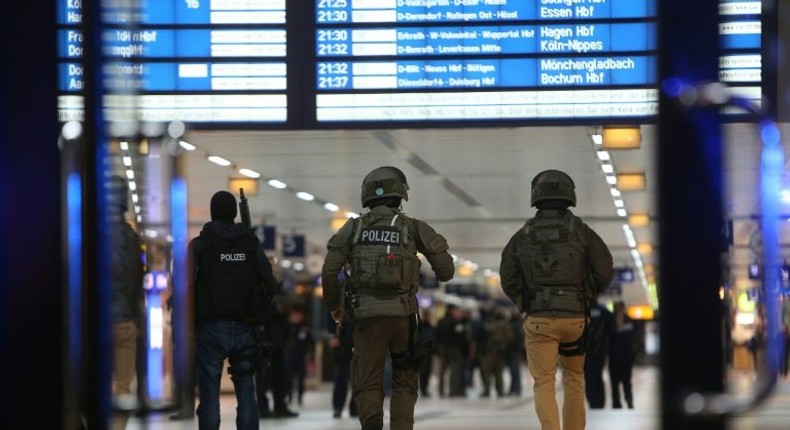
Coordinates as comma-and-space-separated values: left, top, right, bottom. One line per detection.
313, 0, 763, 124
56, 0, 288, 123
55, 1, 767, 126
615, 267, 635, 283
282, 234, 305, 257
313, 0, 659, 123
255, 225, 276, 250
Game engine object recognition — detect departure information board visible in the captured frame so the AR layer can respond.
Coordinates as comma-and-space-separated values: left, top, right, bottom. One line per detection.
313, 0, 659, 123
313, 0, 763, 124
718, 0, 763, 116
56, 0, 288, 124
55, 1, 766, 126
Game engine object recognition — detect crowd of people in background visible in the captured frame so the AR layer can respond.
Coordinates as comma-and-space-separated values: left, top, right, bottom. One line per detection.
242, 290, 790, 422
218, 295, 645, 421
110, 185, 790, 430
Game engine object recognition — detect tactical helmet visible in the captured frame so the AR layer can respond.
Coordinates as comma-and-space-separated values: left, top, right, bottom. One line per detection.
107, 175, 130, 214
361, 166, 409, 208
530, 169, 576, 207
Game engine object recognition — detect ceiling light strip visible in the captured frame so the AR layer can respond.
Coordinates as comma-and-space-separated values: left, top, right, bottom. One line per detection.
589, 127, 650, 298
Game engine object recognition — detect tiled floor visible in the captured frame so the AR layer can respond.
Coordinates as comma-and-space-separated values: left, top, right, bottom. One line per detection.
124, 366, 790, 430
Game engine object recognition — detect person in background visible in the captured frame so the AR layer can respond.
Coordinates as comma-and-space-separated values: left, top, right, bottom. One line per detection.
465, 309, 483, 395
506, 308, 525, 397
327, 310, 358, 419
499, 170, 614, 430
609, 301, 636, 409
322, 166, 455, 430
782, 316, 790, 379
436, 305, 468, 398
480, 309, 514, 398
286, 308, 315, 406
779, 316, 790, 378
418, 311, 437, 397
256, 282, 299, 419
107, 175, 145, 430
584, 300, 615, 409
190, 190, 276, 430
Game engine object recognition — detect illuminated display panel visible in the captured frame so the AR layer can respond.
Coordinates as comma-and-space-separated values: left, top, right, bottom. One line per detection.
718, 0, 763, 115
313, 0, 764, 125
54, 1, 767, 127
56, 0, 288, 124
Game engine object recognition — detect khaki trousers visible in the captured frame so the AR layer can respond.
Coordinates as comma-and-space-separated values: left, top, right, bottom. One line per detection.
524, 316, 586, 430
352, 316, 418, 430
112, 321, 138, 430
113, 321, 138, 395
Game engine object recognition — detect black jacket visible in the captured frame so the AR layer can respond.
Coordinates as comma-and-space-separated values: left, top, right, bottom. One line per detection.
190, 221, 277, 322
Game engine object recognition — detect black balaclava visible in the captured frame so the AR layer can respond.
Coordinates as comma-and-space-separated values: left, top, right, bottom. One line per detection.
368, 197, 402, 209
536, 199, 571, 210
210, 190, 237, 223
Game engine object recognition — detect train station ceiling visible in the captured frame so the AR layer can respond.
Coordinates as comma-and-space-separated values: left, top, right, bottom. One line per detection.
174, 122, 788, 308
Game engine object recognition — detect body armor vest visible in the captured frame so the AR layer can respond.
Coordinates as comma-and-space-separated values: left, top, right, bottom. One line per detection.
196, 234, 261, 322
347, 212, 421, 319
516, 210, 588, 314
350, 212, 420, 295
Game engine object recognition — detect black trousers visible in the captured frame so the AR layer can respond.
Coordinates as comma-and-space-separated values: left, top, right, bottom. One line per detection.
256, 350, 290, 412
609, 358, 633, 408
584, 356, 606, 409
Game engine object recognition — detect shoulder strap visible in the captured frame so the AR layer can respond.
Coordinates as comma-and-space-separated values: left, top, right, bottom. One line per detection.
351, 215, 364, 245
521, 217, 534, 236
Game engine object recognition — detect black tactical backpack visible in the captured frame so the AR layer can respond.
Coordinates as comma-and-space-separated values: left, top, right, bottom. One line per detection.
517, 210, 589, 314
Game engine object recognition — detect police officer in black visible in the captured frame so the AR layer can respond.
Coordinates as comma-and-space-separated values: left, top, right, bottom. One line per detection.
584, 300, 615, 409
191, 190, 277, 430
322, 166, 455, 430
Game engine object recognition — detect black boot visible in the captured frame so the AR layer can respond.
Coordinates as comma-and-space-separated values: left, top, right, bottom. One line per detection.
273, 407, 299, 418
362, 415, 383, 430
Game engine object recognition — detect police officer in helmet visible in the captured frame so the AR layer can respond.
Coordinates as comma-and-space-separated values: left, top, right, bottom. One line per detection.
322, 167, 455, 430
190, 190, 277, 430
499, 170, 613, 430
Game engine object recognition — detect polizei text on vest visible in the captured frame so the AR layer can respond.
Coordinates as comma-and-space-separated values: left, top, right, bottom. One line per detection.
220, 253, 247, 261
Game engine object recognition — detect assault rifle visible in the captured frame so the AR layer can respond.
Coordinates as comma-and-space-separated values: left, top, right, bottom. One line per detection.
336, 267, 358, 335
581, 268, 604, 354
239, 188, 251, 228
240, 188, 270, 367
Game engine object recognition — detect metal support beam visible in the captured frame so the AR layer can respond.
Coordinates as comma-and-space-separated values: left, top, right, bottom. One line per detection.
658, 1, 725, 429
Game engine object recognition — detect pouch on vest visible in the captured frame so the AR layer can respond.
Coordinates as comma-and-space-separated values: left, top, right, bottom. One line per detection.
376, 252, 419, 289
536, 288, 586, 313
376, 253, 402, 287
353, 295, 415, 320
350, 214, 420, 294
520, 216, 585, 286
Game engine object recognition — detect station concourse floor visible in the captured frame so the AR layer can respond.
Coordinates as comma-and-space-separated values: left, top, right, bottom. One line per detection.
126, 366, 790, 430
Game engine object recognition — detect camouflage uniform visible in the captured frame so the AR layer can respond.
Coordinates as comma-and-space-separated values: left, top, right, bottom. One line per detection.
499, 170, 613, 430
322, 167, 454, 430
